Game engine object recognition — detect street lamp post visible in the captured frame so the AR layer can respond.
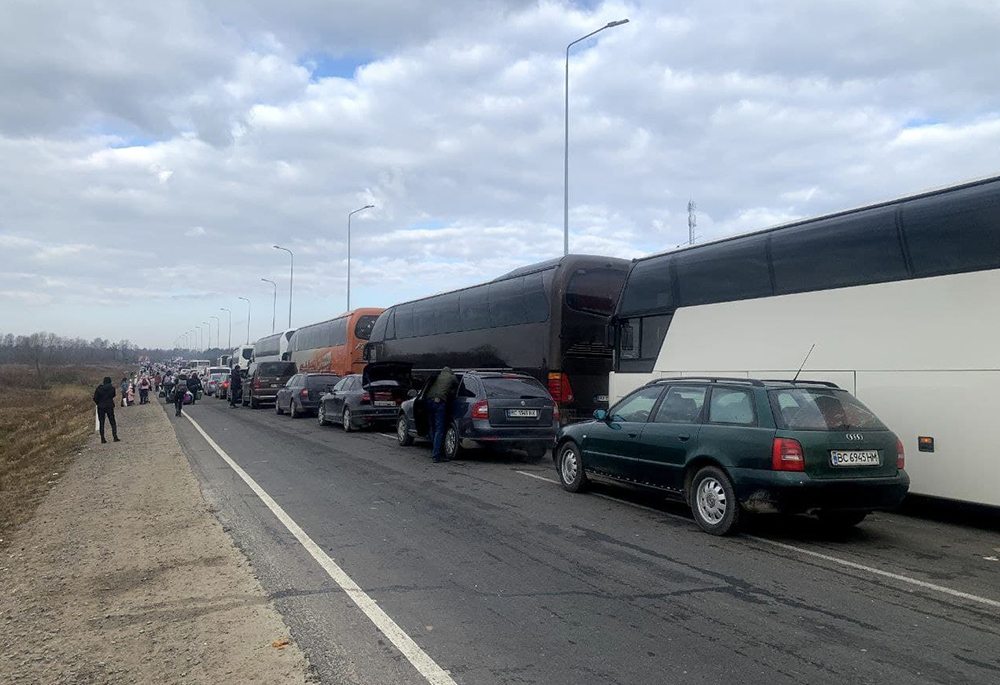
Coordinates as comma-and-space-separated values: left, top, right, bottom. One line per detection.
220, 308, 232, 350
203, 322, 211, 350
238, 297, 251, 344
347, 204, 374, 311
210, 316, 220, 352
273, 246, 293, 329
261, 278, 277, 334
563, 18, 629, 256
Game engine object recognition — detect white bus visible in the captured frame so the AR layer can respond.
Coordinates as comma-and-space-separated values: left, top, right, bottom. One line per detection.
231, 345, 254, 373
251, 329, 296, 365
609, 175, 1000, 508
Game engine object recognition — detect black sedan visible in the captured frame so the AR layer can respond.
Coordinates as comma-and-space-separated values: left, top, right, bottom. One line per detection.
276, 372, 341, 418
396, 369, 558, 460
317, 364, 409, 431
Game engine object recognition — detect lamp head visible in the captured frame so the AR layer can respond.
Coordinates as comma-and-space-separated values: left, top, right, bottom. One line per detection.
607, 18, 629, 27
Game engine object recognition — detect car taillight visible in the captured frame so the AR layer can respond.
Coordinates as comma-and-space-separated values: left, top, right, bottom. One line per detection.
360, 392, 371, 403
547, 372, 575, 403
896, 438, 905, 470
300, 389, 309, 398
552, 403, 560, 423
253, 379, 260, 389
772, 437, 805, 471
472, 399, 489, 418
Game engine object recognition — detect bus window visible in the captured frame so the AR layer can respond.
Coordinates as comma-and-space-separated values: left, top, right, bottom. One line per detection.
674, 235, 771, 307
523, 272, 550, 323
566, 267, 627, 315
395, 304, 414, 339
488, 277, 527, 327
620, 319, 638, 359
619, 256, 675, 316
459, 285, 491, 331
903, 183, 1000, 278
355, 315, 379, 340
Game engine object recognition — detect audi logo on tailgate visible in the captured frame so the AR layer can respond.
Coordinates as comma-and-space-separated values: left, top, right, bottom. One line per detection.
845, 433, 864, 441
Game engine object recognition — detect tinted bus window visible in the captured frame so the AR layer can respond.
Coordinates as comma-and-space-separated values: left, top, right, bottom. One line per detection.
619, 256, 674, 316
566, 267, 627, 315
386, 309, 396, 339
369, 312, 388, 342
674, 235, 771, 307
771, 207, 907, 295
459, 285, 491, 331
523, 272, 550, 323
489, 277, 526, 327
395, 304, 414, 339
436, 293, 462, 334
355, 315, 378, 340
413, 301, 435, 337
903, 183, 1000, 278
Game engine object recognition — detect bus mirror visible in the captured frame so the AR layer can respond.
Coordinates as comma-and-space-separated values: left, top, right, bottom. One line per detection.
604, 323, 615, 346
593, 409, 608, 421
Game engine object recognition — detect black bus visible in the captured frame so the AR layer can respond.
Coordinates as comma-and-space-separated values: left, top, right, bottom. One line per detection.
364, 254, 629, 423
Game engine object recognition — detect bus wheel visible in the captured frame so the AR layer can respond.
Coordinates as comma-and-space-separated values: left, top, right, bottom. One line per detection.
557, 441, 587, 493
444, 424, 462, 461
342, 407, 354, 432
397, 414, 413, 446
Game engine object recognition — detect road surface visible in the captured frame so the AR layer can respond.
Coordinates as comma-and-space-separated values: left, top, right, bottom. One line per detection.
168, 398, 1000, 685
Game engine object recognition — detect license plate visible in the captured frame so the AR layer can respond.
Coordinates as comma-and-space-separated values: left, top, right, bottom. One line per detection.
507, 409, 539, 418
374, 400, 396, 407
595, 395, 609, 403
830, 450, 880, 467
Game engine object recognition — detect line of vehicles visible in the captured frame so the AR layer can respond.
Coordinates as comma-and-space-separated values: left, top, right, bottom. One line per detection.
190, 174, 999, 526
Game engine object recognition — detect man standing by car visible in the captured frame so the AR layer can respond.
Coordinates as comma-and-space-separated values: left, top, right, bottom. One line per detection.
93, 376, 120, 443
229, 366, 242, 408
426, 367, 458, 463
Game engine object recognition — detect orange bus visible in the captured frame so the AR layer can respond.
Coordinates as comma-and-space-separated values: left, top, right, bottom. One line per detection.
287, 308, 384, 377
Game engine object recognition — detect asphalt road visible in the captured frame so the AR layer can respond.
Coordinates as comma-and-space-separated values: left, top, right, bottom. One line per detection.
167, 396, 1000, 685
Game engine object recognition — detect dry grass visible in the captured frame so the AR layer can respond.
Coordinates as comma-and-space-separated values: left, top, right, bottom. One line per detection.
0, 364, 126, 542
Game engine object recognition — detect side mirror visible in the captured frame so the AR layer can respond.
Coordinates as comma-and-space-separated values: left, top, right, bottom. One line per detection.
593, 409, 608, 421
407, 389, 418, 399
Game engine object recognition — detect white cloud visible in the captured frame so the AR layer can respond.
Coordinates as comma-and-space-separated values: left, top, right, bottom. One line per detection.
185, 225, 207, 237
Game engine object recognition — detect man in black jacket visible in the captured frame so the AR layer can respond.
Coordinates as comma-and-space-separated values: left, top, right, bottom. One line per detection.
229, 366, 243, 408
93, 377, 120, 443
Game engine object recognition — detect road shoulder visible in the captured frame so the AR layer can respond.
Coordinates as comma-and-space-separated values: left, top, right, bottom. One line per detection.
0, 398, 315, 684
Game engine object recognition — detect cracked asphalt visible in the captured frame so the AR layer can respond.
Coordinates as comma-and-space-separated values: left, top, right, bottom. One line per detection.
170, 397, 1000, 685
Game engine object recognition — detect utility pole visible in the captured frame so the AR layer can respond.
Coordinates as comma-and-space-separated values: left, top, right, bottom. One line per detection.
688, 200, 698, 245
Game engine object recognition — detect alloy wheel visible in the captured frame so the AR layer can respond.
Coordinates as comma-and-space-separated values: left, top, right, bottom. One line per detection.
696, 477, 728, 524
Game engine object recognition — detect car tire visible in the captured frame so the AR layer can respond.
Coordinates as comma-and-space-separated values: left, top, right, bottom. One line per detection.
443, 423, 462, 461
317, 403, 329, 427
817, 510, 868, 528
275, 399, 284, 415
342, 407, 354, 432
689, 465, 741, 536
290, 400, 299, 419
557, 441, 588, 492
250, 395, 259, 409
397, 414, 414, 446
525, 443, 547, 461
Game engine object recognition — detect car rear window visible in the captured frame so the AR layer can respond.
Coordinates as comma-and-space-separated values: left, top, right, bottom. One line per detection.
482, 377, 549, 399
770, 388, 888, 431
306, 375, 340, 389
259, 362, 296, 376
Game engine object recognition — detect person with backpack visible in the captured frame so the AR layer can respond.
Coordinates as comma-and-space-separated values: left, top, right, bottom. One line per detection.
173, 376, 189, 417
229, 366, 242, 408
138, 375, 151, 405
93, 377, 120, 443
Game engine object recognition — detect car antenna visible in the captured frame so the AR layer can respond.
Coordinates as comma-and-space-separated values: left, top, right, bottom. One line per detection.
791, 344, 816, 383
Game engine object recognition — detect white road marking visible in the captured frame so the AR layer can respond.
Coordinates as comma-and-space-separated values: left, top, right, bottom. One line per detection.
515, 470, 1000, 610
377, 433, 397, 440
184, 414, 457, 685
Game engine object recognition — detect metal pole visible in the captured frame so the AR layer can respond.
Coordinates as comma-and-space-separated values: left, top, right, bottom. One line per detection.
563, 19, 629, 257
210, 316, 220, 352
347, 205, 374, 311
261, 278, 277, 333
203, 322, 210, 349
273, 246, 293, 328
239, 297, 251, 344
220, 308, 232, 349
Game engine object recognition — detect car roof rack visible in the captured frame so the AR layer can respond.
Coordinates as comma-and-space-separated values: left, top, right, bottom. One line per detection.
646, 376, 764, 387
760, 379, 841, 389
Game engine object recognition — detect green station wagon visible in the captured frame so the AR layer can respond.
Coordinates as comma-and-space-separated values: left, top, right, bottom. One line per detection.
554, 377, 909, 535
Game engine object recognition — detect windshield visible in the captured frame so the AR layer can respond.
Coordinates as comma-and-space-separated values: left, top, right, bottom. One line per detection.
482, 377, 550, 399
565, 267, 627, 315
241, 348, 253, 360
258, 362, 296, 376
770, 388, 888, 431
355, 315, 379, 340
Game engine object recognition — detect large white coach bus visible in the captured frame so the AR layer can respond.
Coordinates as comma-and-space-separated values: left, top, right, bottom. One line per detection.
608, 175, 1000, 507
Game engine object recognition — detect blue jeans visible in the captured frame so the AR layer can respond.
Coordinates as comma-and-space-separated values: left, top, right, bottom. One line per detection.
429, 399, 448, 459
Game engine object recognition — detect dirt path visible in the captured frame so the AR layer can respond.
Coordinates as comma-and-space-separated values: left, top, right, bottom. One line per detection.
0, 398, 315, 684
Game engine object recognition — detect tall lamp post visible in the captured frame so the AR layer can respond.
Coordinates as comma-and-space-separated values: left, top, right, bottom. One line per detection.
203, 322, 211, 350
273, 245, 293, 329
210, 315, 220, 353
347, 204, 374, 311
261, 278, 277, 334
563, 18, 629, 256
220, 308, 232, 350
238, 297, 252, 344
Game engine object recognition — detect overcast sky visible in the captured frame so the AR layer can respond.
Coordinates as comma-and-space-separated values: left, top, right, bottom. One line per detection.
1, 0, 998, 348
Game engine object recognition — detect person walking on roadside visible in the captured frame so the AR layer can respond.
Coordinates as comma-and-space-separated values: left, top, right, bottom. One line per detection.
120, 377, 129, 407
174, 376, 189, 417
138, 375, 151, 405
426, 367, 458, 463
229, 366, 242, 408
93, 377, 120, 443
186, 373, 202, 404
153, 371, 162, 393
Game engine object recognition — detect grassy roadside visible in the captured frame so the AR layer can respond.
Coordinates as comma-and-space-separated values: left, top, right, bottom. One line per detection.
0, 364, 126, 544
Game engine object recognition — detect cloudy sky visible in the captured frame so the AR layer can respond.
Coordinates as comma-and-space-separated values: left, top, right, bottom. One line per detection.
1, 0, 998, 349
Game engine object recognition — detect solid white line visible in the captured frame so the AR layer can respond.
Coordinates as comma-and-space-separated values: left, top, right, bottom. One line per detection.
514, 471, 1000, 610
745, 535, 1000, 610
184, 414, 457, 685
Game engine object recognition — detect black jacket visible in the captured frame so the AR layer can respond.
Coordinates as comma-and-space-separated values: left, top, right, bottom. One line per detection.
93, 382, 116, 410
186, 376, 203, 392
230, 368, 242, 389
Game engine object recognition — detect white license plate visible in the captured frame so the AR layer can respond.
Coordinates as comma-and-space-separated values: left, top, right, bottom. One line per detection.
595, 395, 609, 403
830, 450, 881, 467
374, 400, 396, 407
507, 409, 539, 418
